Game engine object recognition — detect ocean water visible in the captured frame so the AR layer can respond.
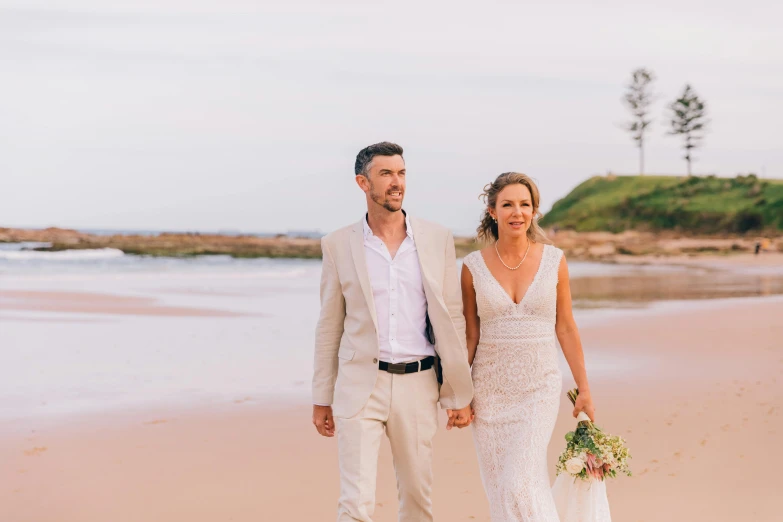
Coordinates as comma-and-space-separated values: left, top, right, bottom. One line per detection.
0, 248, 321, 424
1, 245, 782, 426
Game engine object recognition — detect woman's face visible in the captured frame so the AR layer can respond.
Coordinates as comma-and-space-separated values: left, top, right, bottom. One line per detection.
490, 183, 534, 240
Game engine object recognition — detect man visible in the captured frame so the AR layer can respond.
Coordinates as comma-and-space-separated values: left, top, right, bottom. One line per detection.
312, 142, 474, 521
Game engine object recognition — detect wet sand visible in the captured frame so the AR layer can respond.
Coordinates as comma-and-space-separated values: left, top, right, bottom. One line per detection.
0, 290, 247, 317
1, 297, 780, 522
613, 251, 783, 269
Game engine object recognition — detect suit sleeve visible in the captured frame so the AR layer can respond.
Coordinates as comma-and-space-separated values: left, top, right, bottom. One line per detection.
443, 231, 467, 350
437, 230, 473, 410
312, 238, 345, 406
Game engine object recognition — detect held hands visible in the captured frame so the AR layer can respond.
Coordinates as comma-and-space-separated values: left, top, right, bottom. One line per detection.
446, 404, 475, 430
572, 391, 596, 422
316, 403, 476, 434
312, 405, 335, 437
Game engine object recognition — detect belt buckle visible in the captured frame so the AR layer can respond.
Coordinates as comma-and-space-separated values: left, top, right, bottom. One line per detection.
386, 362, 407, 374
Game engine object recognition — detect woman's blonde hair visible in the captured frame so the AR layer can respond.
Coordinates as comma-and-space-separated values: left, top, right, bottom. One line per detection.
477, 172, 551, 244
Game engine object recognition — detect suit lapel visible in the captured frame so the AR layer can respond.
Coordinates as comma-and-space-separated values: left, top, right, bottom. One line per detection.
349, 221, 379, 333
411, 217, 438, 304
411, 217, 429, 283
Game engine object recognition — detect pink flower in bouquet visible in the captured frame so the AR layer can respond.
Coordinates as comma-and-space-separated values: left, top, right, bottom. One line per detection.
585, 453, 597, 470
585, 454, 604, 480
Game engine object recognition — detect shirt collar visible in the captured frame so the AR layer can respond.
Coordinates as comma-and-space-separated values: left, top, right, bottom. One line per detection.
363, 211, 414, 240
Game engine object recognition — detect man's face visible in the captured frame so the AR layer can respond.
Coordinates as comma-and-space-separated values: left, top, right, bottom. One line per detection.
357, 154, 406, 213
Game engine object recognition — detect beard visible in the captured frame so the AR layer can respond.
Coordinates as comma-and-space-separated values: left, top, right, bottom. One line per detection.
369, 181, 403, 212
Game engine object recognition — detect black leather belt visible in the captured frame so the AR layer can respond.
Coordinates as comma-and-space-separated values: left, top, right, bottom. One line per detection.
379, 356, 436, 375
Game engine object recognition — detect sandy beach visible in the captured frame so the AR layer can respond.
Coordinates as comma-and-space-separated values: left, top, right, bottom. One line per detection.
1, 293, 780, 522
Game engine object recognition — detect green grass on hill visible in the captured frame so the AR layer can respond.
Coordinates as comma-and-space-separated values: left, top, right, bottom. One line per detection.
540, 174, 783, 233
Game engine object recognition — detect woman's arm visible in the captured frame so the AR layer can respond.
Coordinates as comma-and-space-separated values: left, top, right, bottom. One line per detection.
461, 263, 480, 366
555, 254, 596, 421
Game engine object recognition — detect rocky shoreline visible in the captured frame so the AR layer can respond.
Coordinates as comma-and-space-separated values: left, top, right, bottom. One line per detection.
2, 227, 781, 261
0, 227, 321, 259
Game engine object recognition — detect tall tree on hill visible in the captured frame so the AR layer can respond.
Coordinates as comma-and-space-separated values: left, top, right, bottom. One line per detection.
623, 68, 656, 174
667, 84, 709, 175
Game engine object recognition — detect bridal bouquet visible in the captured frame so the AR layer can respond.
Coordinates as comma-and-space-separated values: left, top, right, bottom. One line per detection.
551, 389, 631, 522
555, 389, 632, 481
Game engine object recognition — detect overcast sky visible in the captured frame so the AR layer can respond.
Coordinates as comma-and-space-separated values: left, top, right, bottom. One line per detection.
2, 0, 781, 235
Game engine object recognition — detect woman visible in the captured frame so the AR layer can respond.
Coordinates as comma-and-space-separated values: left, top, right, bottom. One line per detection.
461, 172, 595, 521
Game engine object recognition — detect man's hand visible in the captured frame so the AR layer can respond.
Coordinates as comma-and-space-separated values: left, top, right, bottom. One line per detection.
446, 404, 474, 430
312, 405, 335, 437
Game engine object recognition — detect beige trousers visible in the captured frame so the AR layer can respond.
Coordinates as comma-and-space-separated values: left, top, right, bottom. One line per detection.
335, 366, 440, 522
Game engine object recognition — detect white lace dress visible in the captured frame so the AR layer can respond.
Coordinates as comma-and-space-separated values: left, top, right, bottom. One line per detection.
464, 245, 563, 522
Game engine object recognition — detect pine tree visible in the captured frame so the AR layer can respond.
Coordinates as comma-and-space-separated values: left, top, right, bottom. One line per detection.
667, 84, 709, 175
623, 68, 656, 174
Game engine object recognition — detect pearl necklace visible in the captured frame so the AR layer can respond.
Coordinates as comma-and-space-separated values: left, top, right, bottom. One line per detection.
495, 240, 530, 270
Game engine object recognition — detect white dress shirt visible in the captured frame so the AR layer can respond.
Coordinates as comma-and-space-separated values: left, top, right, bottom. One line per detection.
363, 213, 436, 364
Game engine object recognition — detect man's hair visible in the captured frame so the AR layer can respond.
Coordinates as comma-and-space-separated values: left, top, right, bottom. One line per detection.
354, 142, 404, 176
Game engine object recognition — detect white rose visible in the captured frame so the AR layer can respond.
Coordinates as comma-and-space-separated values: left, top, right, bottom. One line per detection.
565, 457, 585, 475
578, 452, 587, 462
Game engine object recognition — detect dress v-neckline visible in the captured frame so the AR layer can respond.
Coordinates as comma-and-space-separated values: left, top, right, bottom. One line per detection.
478, 244, 548, 306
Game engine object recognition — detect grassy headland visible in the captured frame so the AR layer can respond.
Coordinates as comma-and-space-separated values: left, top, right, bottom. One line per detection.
540, 174, 783, 233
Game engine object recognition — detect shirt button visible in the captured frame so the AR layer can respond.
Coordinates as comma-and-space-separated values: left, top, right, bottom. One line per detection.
373, 358, 378, 364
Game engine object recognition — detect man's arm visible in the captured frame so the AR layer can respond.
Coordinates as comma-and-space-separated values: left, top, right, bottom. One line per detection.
312, 238, 345, 436
441, 231, 474, 428
443, 231, 466, 348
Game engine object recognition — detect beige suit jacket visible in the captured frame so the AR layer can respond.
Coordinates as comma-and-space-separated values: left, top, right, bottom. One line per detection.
312, 217, 474, 419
